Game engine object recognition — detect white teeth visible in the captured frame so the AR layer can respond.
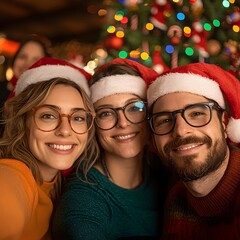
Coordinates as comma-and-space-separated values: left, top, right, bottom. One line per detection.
177, 144, 199, 151
50, 144, 73, 150
115, 133, 135, 140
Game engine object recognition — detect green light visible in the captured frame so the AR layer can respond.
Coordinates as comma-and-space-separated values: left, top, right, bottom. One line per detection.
185, 47, 194, 56
119, 51, 128, 58
144, 57, 152, 64
116, 10, 125, 16
204, 23, 212, 31
213, 19, 220, 27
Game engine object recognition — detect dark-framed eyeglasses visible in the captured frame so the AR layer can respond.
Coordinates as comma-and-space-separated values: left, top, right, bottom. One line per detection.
149, 102, 222, 135
95, 100, 147, 130
32, 105, 95, 134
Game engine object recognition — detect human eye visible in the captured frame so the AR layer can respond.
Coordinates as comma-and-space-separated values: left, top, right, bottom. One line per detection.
71, 111, 86, 123
36, 108, 58, 121
17, 53, 27, 61
187, 105, 209, 119
96, 109, 114, 119
153, 113, 173, 127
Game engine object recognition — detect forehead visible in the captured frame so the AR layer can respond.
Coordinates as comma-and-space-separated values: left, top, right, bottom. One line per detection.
94, 93, 140, 108
152, 92, 209, 113
42, 84, 84, 106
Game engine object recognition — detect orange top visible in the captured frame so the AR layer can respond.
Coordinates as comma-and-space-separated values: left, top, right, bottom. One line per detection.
0, 159, 57, 240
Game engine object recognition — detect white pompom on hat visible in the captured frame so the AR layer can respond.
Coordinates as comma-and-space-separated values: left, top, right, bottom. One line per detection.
147, 62, 240, 143
90, 58, 158, 103
15, 57, 92, 96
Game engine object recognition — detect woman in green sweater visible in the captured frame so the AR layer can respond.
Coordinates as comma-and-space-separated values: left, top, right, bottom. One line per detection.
53, 58, 168, 239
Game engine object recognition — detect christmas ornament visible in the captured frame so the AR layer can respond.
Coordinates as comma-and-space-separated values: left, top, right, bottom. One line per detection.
191, 0, 203, 17
150, 0, 172, 31
167, 25, 182, 68
191, 19, 209, 60
226, 8, 240, 28
152, 46, 169, 74
104, 34, 124, 50
224, 40, 240, 78
207, 39, 221, 57
122, 0, 142, 10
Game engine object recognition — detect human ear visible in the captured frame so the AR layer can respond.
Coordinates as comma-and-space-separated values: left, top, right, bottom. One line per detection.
221, 111, 229, 138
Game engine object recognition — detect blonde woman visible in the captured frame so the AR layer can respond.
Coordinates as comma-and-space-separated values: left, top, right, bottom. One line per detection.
0, 57, 99, 239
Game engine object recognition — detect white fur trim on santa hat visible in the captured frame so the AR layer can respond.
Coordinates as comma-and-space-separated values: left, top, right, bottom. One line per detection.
15, 65, 90, 96
226, 117, 240, 143
90, 74, 146, 103
147, 72, 225, 108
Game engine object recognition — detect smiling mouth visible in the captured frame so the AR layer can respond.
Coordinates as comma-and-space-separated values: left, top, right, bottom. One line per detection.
174, 143, 203, 151
49, 144, 74, 150
114, 133, 136, 140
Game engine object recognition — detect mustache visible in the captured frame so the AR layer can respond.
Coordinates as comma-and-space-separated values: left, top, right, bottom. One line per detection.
164, 136, 212, 152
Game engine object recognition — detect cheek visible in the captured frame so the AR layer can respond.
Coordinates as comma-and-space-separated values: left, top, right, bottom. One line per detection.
27, 128, 44, 155
153, 135, 167, 153
77, 134, 89, 149
97, 131, 109, 147
26, 118, 44, 154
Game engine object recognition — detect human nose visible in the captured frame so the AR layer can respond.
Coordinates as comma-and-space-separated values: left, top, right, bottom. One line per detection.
116, 110, 130, 128
171, 113, 193, 137
55, 116, 72, 136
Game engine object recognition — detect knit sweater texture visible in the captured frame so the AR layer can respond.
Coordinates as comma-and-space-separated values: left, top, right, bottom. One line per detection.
0, 159, 57, 240
161, 148, 240, 240
53, 166, 161, 240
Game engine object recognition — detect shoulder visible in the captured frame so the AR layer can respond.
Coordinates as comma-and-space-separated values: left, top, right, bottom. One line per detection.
0, 159, 38, 202
62, 167, 110, 201
0, 159, 35, 182
0, 159, 38, 236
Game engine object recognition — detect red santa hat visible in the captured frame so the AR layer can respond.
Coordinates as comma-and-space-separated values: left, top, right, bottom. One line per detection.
90, 58, 158, 103
147, 62, 240, 143
15, 57, 91, 96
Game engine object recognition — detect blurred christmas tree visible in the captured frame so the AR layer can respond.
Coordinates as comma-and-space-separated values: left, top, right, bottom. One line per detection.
93, 0, 239, 79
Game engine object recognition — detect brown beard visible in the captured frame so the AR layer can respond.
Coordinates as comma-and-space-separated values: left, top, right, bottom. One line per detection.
159, 129, 228, 182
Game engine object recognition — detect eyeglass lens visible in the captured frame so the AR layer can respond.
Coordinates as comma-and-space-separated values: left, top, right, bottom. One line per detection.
150, 102, 214, 135
33, 106, 93, 134
95, 101, 147, 130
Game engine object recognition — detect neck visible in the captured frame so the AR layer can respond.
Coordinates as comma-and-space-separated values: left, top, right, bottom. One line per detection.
183, 147, 230, 197
98, 152, 144, 189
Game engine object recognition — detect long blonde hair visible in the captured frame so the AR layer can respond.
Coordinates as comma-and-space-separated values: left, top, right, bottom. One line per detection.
0, 78, 100, 184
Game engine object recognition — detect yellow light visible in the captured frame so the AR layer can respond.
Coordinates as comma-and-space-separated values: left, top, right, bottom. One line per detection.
87, 60, 98, 70
6, 67, 13, 81
183, 26, 191, 34
107, 26, 116, 33
116, 31, 124, 38
114, 14, 123, 21
140, 52, 149, 60
95, 48, 108, 58
146, 23, 154, 31
98, 9, 107, 16
233, 25, 239, 33
130, 50, 140, 58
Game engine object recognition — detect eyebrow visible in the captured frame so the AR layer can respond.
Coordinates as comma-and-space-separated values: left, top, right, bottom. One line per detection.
41, 104, 85, 112
95, 97, 142, 109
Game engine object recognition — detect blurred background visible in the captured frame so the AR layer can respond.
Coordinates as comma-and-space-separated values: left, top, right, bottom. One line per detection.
0, 0, 239, 80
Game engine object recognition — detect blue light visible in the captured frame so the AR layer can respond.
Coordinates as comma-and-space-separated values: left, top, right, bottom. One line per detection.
177, 12, 185, 21
165, 45, 174, 54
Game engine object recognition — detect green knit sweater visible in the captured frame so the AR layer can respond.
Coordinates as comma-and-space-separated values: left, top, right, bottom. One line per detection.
53, 167, 161, 240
